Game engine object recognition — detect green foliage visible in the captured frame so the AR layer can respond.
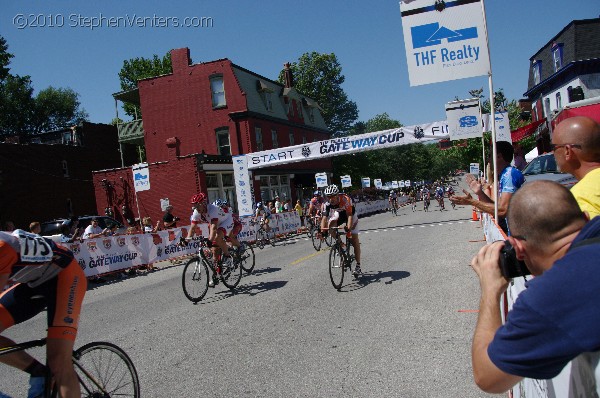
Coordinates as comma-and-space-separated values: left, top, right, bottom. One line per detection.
118, 53, 172, 118
0, 36, 88, 137
278, 52, 358, 135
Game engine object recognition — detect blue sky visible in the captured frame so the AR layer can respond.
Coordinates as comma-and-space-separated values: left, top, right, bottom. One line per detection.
1, 1, 598, 128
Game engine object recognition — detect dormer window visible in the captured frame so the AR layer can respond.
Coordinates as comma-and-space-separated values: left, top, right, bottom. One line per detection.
532, 60, 542, 85
256, 80, 274, 112
552, 42, 563, 72
210, 75, 226, 108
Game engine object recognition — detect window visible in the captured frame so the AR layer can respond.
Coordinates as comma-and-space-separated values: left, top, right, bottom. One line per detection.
61, 160, 69, 177
258, 174, 291, 202
216, 128, 231, 156
210, 76, 226, 108
255, 127, 263, 151
302, 134, 307, 144
556, 92, 562, 110
265, 92, 273, 111
544, 98, 551, 118
289, 130, 295, 146
552, 43, 563, 72
307, 107, 315, 123
206, 172, 237, 212
271, 129, 278, 149
533, 60, 542, 85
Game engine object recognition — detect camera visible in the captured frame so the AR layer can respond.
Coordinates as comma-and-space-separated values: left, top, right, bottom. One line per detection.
499, 241, 531, 279
173, 216, 180, 221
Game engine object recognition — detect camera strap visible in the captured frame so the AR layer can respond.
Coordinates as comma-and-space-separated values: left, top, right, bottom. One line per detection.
568, 237, 600, 251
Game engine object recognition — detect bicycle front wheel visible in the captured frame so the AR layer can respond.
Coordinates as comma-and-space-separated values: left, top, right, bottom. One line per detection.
220, 256, 242, 289
256, 229, 265, 250
182, 256, 209, 303
240, 244, 255, 274
72, 341, 140, 398
329, 244, 345, 290
311, 227, 322, 251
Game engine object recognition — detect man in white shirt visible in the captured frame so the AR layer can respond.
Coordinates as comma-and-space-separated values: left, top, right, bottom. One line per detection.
82, 218, 104, 239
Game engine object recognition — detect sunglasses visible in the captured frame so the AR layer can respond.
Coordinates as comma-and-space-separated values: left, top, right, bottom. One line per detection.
550, 143, 582, 151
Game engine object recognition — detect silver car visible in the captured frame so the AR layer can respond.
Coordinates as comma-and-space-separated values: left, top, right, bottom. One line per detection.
521, 152, 577, 188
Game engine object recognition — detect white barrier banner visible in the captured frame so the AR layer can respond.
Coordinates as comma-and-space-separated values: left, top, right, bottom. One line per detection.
482, 112, 512, 143
446, 98, 482, 140
233, 155, 254, 216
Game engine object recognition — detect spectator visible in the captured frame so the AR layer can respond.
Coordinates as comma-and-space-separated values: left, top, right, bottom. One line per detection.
552, 116, 600, 219
59, 224, 74, 243
471, 181, 600, 394
103, 224, 120, 236
142, 217, 160, 233
283, 199, 292, 212
82, 218, 105, 239
268, 201, 276, 214
295, 200, 304, 226
450, 141, 524, 234
162, 205, 180, 229
512, 143, 527, 170
274, 196, 282, 213
29, 221, 41, 235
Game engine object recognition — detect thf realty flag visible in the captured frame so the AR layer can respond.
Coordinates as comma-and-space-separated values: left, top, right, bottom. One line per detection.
400, 0, 491, 86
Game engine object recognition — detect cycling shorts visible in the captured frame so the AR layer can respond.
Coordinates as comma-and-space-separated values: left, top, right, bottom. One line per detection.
0, 259, 87, 341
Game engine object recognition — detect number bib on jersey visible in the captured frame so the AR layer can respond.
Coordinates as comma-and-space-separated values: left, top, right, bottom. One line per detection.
16, 230, 53, 262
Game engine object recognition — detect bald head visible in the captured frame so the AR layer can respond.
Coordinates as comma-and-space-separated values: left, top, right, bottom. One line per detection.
554, 116, 600, 162
508, 180, 586, 246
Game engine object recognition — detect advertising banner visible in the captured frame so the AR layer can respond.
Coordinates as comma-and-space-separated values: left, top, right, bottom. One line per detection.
132, 163, 150, 192
340, 175, 352, 188
446, 98, 482, 140
232, 155, 254, 217
400, 0, 491, 86
470, 163, 480, 176
315, 172, 328, 188
392, 181, 399, 189
482, 112, 512, 143
405, 180, 411, 187
361, 178, 371, 188
374, 179, 383, 189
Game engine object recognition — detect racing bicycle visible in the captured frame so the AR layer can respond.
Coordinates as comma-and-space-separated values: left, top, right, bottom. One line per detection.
390, 200, 398, 216
0, 337, 140, 397
328, 227, 359, 290
253, 219, 276, 249
181, 237, 242, 303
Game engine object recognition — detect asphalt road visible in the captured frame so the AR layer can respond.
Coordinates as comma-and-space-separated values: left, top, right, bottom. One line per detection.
0, 191, 498, 398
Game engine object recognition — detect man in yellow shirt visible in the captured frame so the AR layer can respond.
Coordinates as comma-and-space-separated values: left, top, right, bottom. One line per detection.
552, 116, 600, 218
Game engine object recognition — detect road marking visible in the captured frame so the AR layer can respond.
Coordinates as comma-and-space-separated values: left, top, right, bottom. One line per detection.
290, 250, 324, 265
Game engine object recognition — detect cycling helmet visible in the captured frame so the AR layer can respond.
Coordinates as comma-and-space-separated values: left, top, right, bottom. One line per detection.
324, 184, 339, 196
256, 202, 263, 209
313, 190, 321, 197
390, 190, 395, 194
222, 199, 229, 207
190, 193, 207, 204
212, 199, 225, 207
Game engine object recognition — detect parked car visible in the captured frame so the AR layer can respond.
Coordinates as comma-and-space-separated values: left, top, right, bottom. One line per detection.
521, 152, 577, 188
41, 216, 126, 237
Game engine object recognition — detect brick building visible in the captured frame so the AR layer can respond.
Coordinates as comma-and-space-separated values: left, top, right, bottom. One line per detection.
94, 48, 333, 225
0, 122, 122, 229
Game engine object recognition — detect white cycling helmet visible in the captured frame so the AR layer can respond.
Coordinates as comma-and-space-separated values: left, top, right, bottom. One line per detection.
324, 184, 339, 196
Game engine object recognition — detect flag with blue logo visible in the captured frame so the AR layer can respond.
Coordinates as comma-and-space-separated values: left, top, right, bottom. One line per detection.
132, 163, 150, 192
400, 0, 491, 86
445, 98, 482, 140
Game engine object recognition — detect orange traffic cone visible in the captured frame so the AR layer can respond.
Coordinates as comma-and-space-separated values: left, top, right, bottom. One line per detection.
472, 208, 480, 221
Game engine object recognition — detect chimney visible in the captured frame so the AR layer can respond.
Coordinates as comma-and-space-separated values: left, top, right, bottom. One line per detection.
170, 48, 191, 74
283, 62, 294, 88
165, 137, 180, 160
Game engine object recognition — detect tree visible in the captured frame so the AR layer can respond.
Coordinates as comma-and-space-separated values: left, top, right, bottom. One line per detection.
29, 87, 88, 134
279, 52, 358, 135
118, 53, 172, 118
0, 36, 14, 81
0, 74, 35, 136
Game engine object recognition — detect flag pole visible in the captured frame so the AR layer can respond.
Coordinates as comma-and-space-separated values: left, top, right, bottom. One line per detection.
480, 0, 498, 221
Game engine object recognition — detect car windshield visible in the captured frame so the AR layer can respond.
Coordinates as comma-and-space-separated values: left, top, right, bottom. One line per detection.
522, 154, 560, 175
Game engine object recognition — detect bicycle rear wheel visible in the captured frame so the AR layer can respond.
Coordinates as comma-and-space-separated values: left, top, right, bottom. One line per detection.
239, 244, 255, 274
255, 229, 265, 250
182, 256, 209, 303
220, 256, 242, 289
329, 244, 345, 290
72, 341, 140, 397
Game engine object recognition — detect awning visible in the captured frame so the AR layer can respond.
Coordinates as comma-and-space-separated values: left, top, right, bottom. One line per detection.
511, 119, 545, 142
553, 102, 600, 127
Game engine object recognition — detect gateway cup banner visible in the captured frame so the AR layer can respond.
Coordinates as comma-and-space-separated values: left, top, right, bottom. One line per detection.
400, 0, 491, 86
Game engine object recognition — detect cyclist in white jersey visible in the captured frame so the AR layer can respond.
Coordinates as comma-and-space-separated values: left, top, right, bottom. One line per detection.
253, 202, 272, 232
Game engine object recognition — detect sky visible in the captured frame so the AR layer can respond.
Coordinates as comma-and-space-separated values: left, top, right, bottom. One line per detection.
1, 0, 599, 128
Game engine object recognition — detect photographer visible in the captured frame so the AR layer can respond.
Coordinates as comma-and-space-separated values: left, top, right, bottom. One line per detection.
470, 180, 600, 394
162, 205, 180, 229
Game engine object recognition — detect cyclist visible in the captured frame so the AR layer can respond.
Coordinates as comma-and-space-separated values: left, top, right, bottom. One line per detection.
447, 186, 456, 209
0, 229, 87, 398
320, 184, 362, 276
422, 186, 430, 212
409, 189, 417, 212
435, 184, 445, 211
185, 193, 235, 287
388, 190, 398, 213
307, 190, 325, 224
253, 202, 272, 233
215, 199, 244, 252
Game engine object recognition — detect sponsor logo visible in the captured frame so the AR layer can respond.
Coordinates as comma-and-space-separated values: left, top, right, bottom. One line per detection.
103, 239, 112, 250
302, 146, 311, 157
412, 22, 478, 49
168, 230, 176, 242
459, 116, 478, 128
157, 247, 163, 258
134, 173, 148, 180
131, 237, 140, 246
86, 241, 97, 252
78, 259, 86, 270
151, 234, 162, 245
117, 237, 126, 247
70, 244, 80, 255
414, 126, 425, 139
64, 316, 74, 324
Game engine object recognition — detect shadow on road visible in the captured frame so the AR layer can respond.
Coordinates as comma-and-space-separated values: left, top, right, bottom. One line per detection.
340, 270, 411, 292
199, 280, 288, 304
362, 218, 472, 232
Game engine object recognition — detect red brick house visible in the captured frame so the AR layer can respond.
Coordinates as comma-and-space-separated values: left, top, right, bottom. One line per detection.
94, 48, 333, 225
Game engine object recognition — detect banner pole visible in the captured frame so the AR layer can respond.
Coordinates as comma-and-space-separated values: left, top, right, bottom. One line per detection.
134, 190, 143, 233
480, 0, 498, 221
